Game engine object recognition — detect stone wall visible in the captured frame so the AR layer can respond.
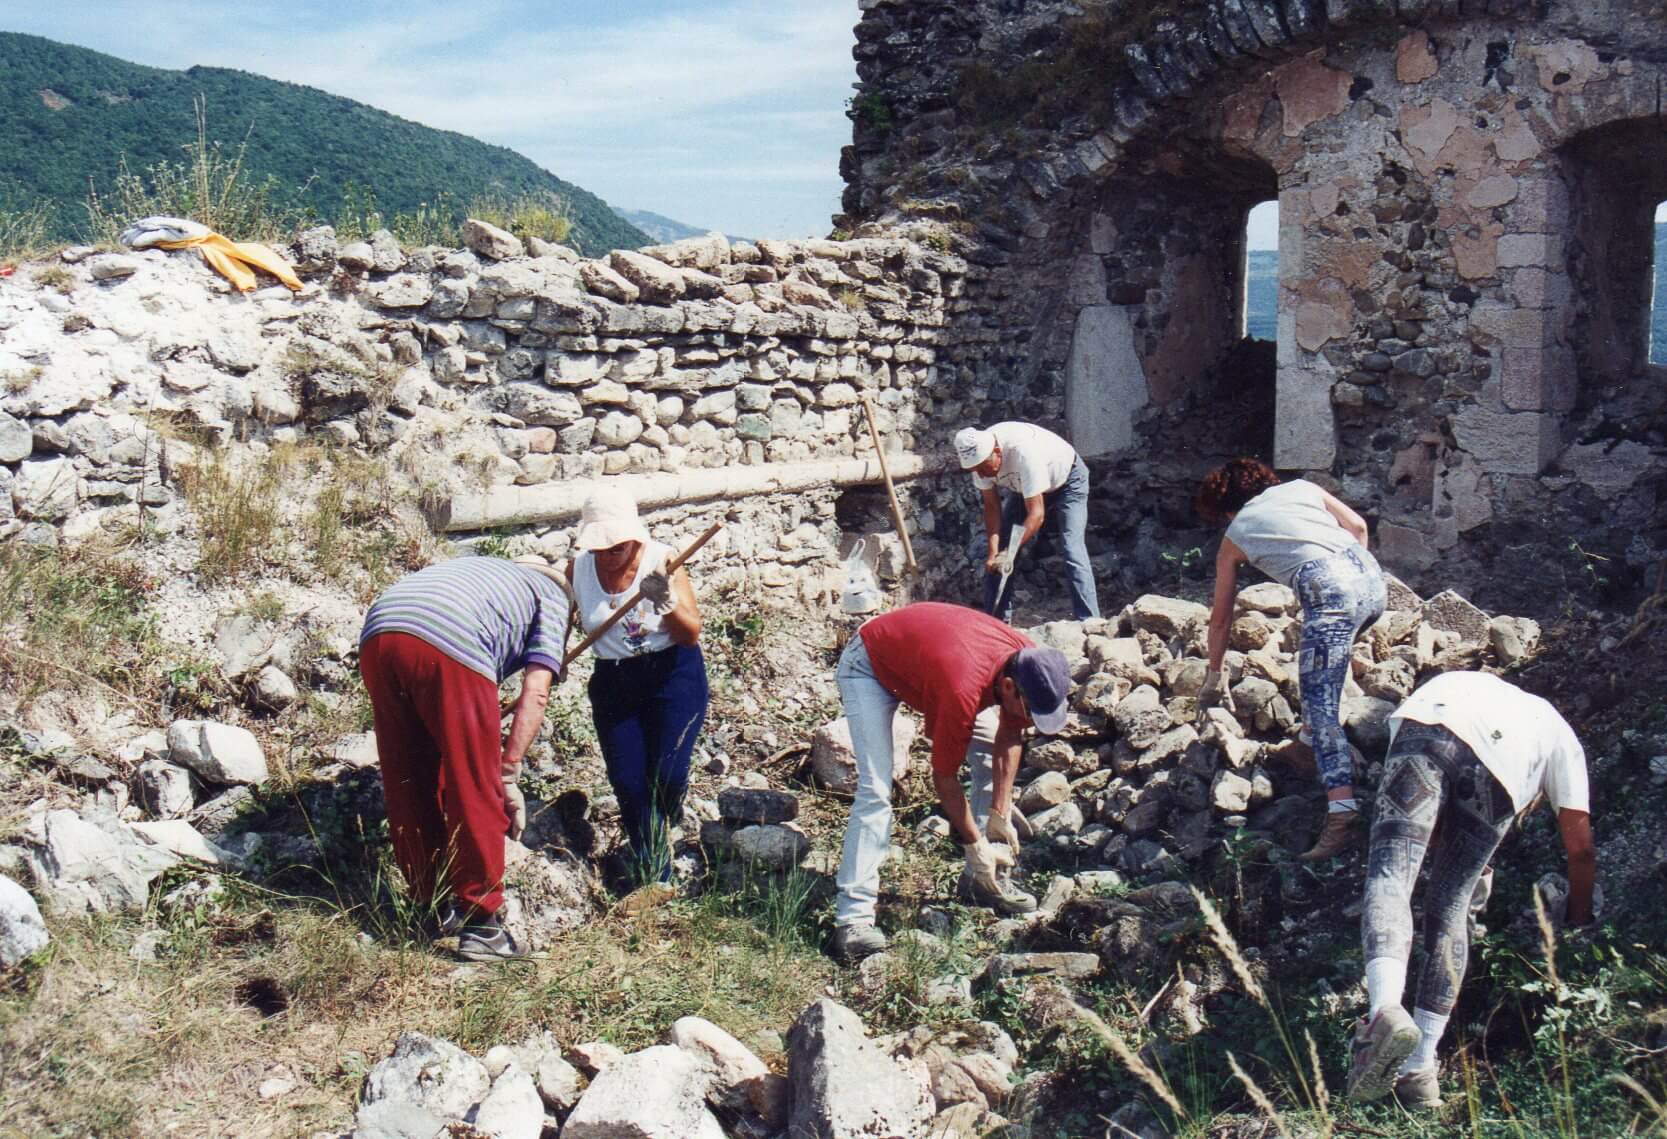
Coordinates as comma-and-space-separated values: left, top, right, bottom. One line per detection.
842, 0, 1667, 610
0, 225, 984, 607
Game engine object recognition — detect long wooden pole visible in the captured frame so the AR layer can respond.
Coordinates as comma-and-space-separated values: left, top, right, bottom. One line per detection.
561, 522, 723, 667
859, 393, 917, 576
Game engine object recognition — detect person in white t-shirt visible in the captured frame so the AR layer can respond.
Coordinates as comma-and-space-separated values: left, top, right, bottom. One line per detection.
1346, 671, 1596, 1109
565, 485, 707, 897
1194, 457, 1386, 861
954, 422, 1100, 623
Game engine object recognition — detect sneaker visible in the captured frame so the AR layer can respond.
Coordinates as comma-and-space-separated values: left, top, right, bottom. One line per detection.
958, 869, 1039, 915
1346, 1007, 1422, 1102
831, 923, 888, 962
1298, 809, 1361, 862
1393, 1066, 1442, 1110
455, 918, 526, 962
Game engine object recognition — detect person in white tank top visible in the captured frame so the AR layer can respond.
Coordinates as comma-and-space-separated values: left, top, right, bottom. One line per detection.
565, 484, 708, 898
1193, 458, 1386, 863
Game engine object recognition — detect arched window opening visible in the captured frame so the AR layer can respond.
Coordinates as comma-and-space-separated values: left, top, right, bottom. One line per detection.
1244, 200, 1278, 342
1653, 200, 1667, 365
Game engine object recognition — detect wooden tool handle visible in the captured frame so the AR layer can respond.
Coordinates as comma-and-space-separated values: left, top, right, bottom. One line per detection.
860, 393, 917, 575
561, 521, 723, 667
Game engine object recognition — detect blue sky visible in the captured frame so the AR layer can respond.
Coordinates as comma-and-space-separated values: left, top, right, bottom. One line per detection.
6, 0, 861, 239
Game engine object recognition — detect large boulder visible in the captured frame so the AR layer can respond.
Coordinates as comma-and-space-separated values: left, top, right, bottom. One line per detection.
811, 715, 918, 795
787, 999, 934, 1139
671, 1015, 790, 1128
1129, 595, 1209, 639
468, 1064, 543, 1139
496, 843, 600, 951
166, 720, 269, 786
562, 1044, 726, 1139
361, 1032, 490, 1122
16, 808, 178, 914
717, 787, 800, 826
1421, 590, 1489, 644
0, 874, 49, 968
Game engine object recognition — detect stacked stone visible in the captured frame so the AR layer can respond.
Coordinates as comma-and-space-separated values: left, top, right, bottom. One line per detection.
349, 998, 1013, 1139
999, 578, 1539, 879
698, 783, 812, 885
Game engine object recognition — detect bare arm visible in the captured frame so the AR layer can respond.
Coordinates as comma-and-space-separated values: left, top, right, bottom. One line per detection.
501, 663, 554, 774
933, 768, 982, 845
981, 487, 1003, 559
1206, 538, 1246, 671
1016, 494, 1046, 551
660, 567, 702, 646
988, 717, 1025, 820
1557, 808, 1597, 925
1318, 487, 1370, 547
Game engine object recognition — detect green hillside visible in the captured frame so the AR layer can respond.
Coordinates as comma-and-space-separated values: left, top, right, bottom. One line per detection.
0, 32, 649, 256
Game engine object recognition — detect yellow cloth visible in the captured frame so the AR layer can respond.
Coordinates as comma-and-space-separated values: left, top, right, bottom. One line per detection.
157, 233, 303, 293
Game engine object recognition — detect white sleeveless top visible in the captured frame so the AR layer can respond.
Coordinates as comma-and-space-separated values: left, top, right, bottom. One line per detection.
574, 540, 676, 660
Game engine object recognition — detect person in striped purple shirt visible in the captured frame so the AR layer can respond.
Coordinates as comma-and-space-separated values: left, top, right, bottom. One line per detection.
359, 555, 573, 961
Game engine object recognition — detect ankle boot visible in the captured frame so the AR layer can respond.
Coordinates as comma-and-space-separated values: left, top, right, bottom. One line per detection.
1298, 809, 1360, 862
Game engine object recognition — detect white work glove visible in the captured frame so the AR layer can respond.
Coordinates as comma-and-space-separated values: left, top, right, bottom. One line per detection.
986, 809, 1022, 849
1195, 669, 1236, 726
992, 545, 1018, 578
963, 837, 1013, 891
639, 568, 675, 615
502, 778, 527, 842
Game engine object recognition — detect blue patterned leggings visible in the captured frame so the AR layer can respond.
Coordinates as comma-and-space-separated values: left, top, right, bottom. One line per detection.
1363, 723, 1515, 1015
1294, 545, 1386, 792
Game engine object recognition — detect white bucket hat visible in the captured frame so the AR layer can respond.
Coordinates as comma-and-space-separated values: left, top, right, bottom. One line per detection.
575, 484, 650, 550
955, 427, 996, 469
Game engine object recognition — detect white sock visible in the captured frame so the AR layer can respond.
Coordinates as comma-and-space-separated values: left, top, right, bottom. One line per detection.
1328, 798, 1360, 814
1365, 957, 1406, 1016
1403, 1008, 1449, 1073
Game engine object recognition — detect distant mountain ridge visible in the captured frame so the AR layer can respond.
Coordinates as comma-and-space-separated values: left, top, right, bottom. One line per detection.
614, 206, 748, 246
0, 32, 650, 256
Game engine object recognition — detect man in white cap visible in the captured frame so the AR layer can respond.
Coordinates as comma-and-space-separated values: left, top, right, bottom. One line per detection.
955, 422, 1099, 623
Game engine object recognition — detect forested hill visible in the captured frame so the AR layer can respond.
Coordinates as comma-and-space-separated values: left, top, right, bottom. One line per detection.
0, 32, 650, 256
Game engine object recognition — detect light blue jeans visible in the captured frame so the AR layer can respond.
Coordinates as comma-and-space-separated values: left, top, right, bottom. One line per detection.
833, 636, 998, 928
1294, 544, 1387, 792
984, 455, 1100, 622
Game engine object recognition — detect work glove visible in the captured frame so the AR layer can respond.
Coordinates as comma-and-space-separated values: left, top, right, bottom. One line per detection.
963, 837, 1014, 892
503, 778, 527, 842
986, 808, 1023, 849
1195, 669, 1236, 727
639, 567, 675, 614
992, 545, 1018, 579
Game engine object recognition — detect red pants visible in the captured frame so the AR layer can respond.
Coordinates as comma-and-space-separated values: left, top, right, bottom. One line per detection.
360, 632, 509, 915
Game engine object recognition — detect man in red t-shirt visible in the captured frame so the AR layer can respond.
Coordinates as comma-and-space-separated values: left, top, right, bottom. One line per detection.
831, 602, 1072, 961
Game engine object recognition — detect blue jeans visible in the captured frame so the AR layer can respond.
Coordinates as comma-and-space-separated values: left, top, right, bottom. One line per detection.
1294, 545, 1386, 792
588, 643, 708, 885
983, 455, 1100, 622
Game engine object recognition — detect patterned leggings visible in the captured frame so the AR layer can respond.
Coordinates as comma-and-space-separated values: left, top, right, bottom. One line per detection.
1294, 545, 1386, 792
1362, 723, 1516, 1016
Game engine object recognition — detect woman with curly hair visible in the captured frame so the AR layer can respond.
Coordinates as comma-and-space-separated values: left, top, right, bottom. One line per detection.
1194, 458, 1386, 861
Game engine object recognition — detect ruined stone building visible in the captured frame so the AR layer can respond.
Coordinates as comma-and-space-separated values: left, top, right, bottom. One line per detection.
3, 1, 1664, 620
841, 0, 1667, 609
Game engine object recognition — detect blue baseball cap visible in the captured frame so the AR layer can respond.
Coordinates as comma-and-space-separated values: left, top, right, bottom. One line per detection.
1012, 647, 1070, 734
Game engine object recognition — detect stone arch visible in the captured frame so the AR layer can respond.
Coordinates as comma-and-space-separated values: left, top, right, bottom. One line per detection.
1063, 146, 1280, 457
1558, 116, 1667, 388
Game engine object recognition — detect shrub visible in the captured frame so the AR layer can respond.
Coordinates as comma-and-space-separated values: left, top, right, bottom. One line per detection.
83, 95, 309, 245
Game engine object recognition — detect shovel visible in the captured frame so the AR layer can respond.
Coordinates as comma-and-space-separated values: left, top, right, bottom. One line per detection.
859, 393, 918, 603
993, 522, 1023, 610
